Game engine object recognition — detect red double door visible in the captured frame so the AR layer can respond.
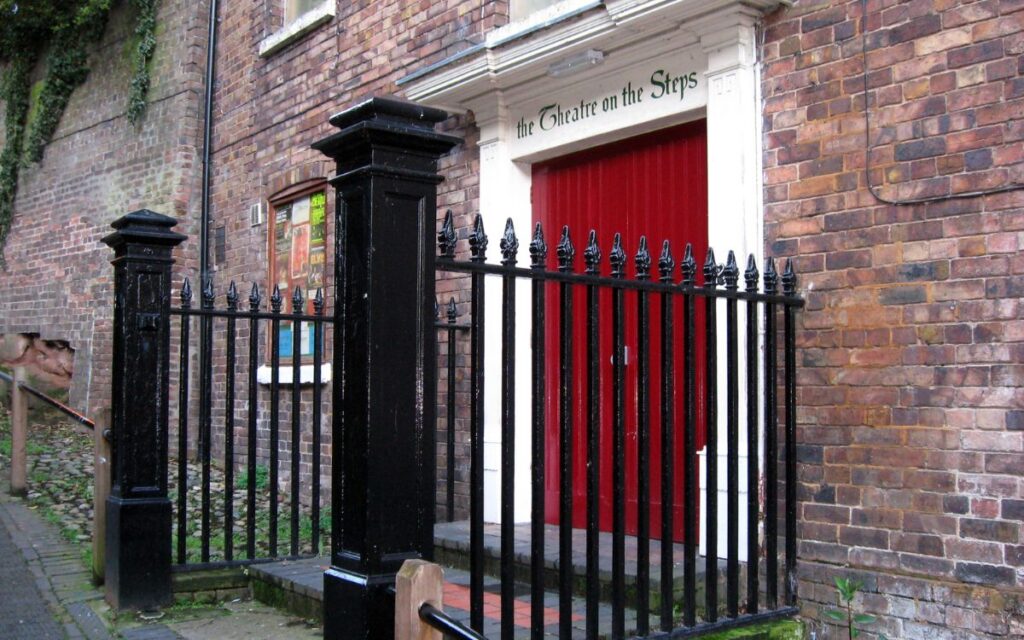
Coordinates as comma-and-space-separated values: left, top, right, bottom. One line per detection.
533, 120, 708, 542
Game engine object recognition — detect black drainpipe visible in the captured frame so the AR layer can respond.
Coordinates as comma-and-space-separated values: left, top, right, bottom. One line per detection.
198, 0, 218, 460
200, 0, 218, 282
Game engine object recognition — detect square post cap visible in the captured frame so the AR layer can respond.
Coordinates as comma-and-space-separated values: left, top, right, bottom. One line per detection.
312, 96, 461, 159
102, 209, 187, 250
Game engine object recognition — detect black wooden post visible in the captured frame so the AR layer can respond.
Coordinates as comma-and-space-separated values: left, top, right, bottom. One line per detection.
101, 210, 186, 610
313, 97, 459, 639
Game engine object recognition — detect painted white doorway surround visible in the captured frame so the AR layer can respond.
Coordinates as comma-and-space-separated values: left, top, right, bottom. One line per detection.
403, 0, 780, 561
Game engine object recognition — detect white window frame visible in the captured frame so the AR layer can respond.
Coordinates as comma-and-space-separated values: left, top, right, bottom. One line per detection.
258, 0, 335, 58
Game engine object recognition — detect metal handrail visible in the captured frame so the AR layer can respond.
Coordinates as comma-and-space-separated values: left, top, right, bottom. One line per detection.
0, 369, 94, 430
419, 603, 488, 640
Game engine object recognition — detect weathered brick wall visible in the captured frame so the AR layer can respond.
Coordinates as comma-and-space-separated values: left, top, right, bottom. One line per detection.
205, 0, 501, 515
762, 0, 1024, 637
0, 1, 206, 418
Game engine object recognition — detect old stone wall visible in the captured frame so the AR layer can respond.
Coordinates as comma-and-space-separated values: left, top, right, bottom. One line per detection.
762, 0, 1024, 637
0, 0, 207, 418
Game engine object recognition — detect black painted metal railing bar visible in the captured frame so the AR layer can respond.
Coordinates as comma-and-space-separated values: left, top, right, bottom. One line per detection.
763, 259, 780, 609
585, 229, 601, 640
176, 283, 192, 566
290, 288, 303, 557
783, 268, 799, 606
635, 237, 651, 637
500, 221, 517, 640
611, 234, 627, 640
224, 283, 237, 562
269, 287, 281, 558
420, 603, 489, 640
744, 256, 761, 615
311, 290, 324, 555
200, 278, 214, 563
247, 285, 260, 560
703, 253, 719, 625
530, 223, 547, 640
681, 246, 697, 629
437, 259, 804, 307
438, 299, 459, 523
469, 223, 487, 632
658, 240, 675, 632
724, 252, 740, 619
557, 224, 575, 640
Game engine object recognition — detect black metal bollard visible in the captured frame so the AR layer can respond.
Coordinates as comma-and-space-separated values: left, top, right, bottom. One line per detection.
101, 210, 186, 610
312, 97, 460, 639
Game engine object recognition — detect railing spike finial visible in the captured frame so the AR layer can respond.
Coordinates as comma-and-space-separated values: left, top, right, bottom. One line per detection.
313, 288, 324, 315
202, 276, 215, 309
635, 236, 651, 280
249, 282, 261, 311
658, 239, 674, 283
292, 285, 304, 313
180, 278, 193, 307
500, 218, 519, 266
680, 242, 695, 285
763, 257, 778, 294
609, 232, 626, 277
782, 258, 797, 295
744, 254, 760, 292
438, 209, 456, 259
722, 250, 739, 290
227, 281, 239, 310
434, 297, 440, 320
703, 247, 719, 288
270, 284, 283, 313
529, 221, 547, 269
584, 229, 601, 274
447, 297, 457, 322
556, 225, 575, 272
469, 213, 488, 263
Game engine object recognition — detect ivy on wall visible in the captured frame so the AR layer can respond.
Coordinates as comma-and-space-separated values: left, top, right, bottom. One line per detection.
0, 0, 159, 266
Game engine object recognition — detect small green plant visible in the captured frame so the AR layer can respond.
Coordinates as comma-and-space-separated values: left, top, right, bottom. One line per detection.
238, 465, 270, 492
823, 577, 886, 640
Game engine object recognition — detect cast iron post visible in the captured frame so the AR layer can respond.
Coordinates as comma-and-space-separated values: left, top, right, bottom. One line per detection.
313, 97, 459, 639
101, 210, 186, 610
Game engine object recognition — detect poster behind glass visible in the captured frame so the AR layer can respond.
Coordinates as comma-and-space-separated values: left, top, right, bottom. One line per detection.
273, 191, 326, 359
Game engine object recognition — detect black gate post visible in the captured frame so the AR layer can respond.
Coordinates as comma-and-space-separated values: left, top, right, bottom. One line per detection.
101, 210, 186, 610
313, 97, 459, 639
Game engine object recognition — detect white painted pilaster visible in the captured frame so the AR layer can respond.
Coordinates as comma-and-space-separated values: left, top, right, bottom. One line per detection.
479, 113, 535, 524
697, 12, 763, 562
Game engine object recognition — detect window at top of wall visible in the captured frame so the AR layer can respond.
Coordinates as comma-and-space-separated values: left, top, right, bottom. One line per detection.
285, 0, 322, 24
259, 0, 335, 58
510, 0, 562, 21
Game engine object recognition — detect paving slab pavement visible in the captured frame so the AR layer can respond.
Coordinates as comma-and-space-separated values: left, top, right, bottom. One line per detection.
0, 487, 321, 639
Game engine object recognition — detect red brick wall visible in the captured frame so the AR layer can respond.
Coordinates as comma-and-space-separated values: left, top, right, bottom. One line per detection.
204, 0, 501, 513
763, 0, 1024, 637
0, 1, 206, 418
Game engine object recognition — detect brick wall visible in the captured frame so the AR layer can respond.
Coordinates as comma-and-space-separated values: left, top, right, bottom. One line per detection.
762, 0, 1024, 637
204, 0, 500, 515
0, 0, 206, 418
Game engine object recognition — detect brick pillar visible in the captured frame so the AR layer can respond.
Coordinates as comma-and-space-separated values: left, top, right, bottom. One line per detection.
101, 210, 186, 610
313, 97, 460, 639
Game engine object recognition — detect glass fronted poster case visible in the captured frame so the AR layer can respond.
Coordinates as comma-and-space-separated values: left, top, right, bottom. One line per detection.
270, 190, 326, 360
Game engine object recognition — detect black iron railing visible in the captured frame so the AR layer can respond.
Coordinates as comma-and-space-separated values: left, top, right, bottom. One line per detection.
170, 278, 331, 567
436, 299, 471, 523
435, 211, 802, 639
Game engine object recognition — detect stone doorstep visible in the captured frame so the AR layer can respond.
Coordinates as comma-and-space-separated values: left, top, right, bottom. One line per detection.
240, 530, 750, 625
